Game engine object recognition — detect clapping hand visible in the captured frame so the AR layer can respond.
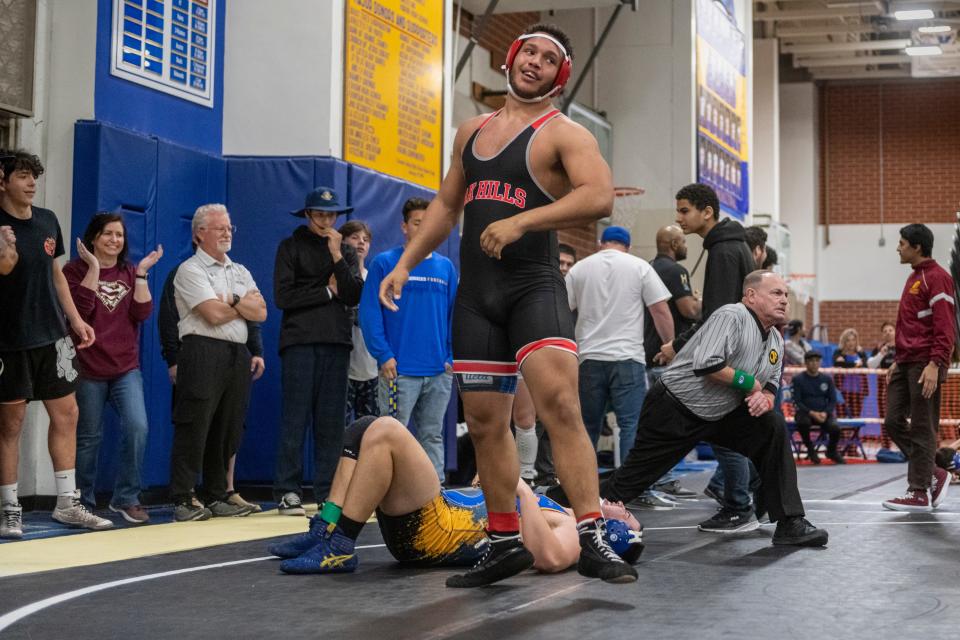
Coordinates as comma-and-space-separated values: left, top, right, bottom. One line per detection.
75, 238, 99, 268
137, 244, 164, 275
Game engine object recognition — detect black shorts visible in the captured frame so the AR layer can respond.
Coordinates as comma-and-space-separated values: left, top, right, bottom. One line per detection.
0, 337, 79, 403
452, 273, 576, 394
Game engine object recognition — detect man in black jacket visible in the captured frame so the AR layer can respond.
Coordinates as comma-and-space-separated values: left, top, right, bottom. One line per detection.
158, 254, 265, 514
657, 183, 759, 534
272, 186, 363, 515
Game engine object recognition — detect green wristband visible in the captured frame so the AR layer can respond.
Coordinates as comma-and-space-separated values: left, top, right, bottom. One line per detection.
730, 369, 755, 392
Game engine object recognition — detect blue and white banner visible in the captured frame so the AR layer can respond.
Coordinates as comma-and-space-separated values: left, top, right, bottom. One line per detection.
110, 0, 215, 107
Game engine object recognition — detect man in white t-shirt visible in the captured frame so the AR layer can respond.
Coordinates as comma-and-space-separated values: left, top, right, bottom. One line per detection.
566, 226, 675, 463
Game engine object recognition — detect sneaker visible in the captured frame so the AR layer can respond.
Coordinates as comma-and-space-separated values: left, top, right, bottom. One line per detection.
278, 492, 305, 516
703, 485, 723, 505
577, 521, 638, 584
174, 501, 212, 522
626, 490, 678, 510
208, 500, 252, 517
226, 491, 262, 514
772, 516, 828, 547
600, 498, 642, 532
931, 467, 950, 508
191, 493, 205, 509
446, 534, 534, 588
653, 479, 698, 500
52, 492, 114, 531
109, 504, 150, 524
1, 503, 23, 539
882, 489, 930, 512
269, 515, 329, 558
698, 507, 760, 534
280, 527, 358, 575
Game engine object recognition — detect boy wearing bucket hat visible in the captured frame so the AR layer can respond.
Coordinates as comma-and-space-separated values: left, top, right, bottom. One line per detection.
272, 186, 364, 515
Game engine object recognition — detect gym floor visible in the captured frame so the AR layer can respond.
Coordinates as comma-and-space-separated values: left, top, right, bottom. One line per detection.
2, 463, 959, 640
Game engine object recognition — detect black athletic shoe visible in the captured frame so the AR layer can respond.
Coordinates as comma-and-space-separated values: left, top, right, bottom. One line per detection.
772, 516, 828, 547
577, 521, 638, 583
445, 534, 534, 588
698, 507, 760, 534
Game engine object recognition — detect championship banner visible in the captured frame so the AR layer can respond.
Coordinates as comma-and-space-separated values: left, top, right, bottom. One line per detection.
695, 0, 748, 219
343, 0, 445, 190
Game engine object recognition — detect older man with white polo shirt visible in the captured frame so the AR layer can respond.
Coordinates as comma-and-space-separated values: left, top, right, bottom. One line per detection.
170, 204, 267, 521
565, 226, 675, 464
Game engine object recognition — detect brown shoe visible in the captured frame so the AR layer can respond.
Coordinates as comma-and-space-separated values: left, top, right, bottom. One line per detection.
109, 503, 150, 524
226, 491, 261, 513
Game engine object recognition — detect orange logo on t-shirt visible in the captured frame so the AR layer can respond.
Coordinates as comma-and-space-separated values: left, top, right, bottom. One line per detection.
43, 237, 56, 256
909, 280, 921, 295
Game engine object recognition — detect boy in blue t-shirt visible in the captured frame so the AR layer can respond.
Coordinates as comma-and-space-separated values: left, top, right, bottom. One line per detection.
792, 351, 845, 465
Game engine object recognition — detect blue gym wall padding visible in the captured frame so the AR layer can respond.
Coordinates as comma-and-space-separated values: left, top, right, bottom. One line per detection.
72, 121, 461, 493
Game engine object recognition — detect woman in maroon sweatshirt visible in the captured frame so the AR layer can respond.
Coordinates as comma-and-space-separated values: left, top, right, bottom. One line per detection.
64, 213, 162, 524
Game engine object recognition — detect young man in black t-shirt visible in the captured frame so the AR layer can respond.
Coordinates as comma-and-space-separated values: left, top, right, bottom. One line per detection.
0, 150, 111, 539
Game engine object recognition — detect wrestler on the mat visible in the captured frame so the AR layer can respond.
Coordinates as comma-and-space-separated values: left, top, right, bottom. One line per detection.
377, 23, 636, 587
268, 416, 644, 575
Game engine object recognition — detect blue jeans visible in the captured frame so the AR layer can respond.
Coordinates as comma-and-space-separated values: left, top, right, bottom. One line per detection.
379, 372, 453, 480
75, 369, 149, 508
274, 344, 350, 503
707, 446, 760, 513
579, 360, 646, 465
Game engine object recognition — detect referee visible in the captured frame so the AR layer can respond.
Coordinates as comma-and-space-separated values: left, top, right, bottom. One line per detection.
600, 271, 827, 546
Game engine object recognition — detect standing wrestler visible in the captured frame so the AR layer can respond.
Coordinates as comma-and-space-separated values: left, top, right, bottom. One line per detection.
378, 24, 635, 586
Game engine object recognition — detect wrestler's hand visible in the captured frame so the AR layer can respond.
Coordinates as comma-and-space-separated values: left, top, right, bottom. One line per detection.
886, 361, 897, 384
379, 267, 409, 312
480, 217, 523, 259
746, 390, 774, 417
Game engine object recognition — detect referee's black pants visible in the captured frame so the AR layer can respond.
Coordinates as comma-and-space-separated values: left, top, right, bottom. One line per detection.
601, 381, 804, 522
170, 335, 251, 504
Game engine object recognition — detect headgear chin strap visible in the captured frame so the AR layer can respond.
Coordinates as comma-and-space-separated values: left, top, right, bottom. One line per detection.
501, 32, 572, 103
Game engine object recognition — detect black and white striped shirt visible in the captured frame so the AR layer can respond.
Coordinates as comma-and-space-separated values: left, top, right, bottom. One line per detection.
660, 303, 783, 420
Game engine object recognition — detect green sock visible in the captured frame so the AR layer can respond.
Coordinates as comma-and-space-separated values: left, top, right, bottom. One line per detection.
320, 501, 342, 525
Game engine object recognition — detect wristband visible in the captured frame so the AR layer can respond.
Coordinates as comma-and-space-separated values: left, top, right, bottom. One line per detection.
135, 273, 148, 280
730, 369, 755, 392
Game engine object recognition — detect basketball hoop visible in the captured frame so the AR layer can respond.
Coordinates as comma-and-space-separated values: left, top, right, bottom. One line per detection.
785, 273, 816, 305
612, 187, 645, 227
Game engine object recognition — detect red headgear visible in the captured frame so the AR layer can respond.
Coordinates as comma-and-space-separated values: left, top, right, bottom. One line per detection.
502, 32, 572, 102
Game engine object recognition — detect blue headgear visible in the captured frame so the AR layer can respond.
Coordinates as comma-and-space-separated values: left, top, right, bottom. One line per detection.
605, 518, 643, 558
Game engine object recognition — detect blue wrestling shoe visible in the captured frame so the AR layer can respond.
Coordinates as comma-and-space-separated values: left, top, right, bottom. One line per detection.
268, 515, 328, 559
279, 527, 358, 575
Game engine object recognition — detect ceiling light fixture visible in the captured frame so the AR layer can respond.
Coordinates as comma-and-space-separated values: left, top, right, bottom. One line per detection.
895, 9, 935, 20
918, 25, 951, 34
905, 44, 943, 55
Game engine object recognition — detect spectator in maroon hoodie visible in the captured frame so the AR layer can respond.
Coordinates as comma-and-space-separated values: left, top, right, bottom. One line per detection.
64, 213, 162, 524
881, 224, 957, 511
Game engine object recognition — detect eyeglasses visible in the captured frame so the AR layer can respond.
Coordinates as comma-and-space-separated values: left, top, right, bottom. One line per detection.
201, 225, 236, 235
